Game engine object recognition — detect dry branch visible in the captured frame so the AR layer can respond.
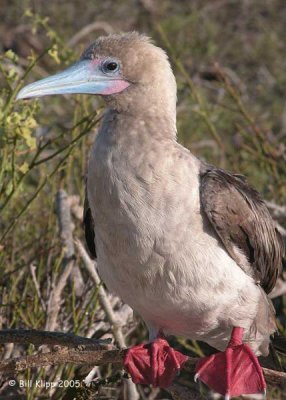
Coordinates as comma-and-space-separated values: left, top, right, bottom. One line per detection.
75, 239, 140, 400
269, 278, 286, 299
29, 263, 46, 312
67, 22, 114, 47
0, 329, 285, 388
75, 239, 127, 348
56, 188, 84, 297
0, 345, 123, 375
45, 190, 82, 331
0, 329, 111, 348
266, 201, 286, 220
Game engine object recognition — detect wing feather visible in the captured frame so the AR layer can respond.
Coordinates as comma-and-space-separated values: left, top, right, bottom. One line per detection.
200, 168, 284, 294
83, 189, 96, 259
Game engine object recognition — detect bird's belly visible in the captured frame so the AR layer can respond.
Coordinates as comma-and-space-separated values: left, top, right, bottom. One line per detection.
88, 145, 261, 349
96, 226, 261, 347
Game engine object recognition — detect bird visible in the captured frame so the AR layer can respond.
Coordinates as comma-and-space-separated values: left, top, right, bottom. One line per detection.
17, 32, 284, 399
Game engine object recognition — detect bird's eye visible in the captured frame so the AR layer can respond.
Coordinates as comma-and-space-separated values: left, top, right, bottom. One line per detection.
106, 62, 118, 71
102, 60, 120, 73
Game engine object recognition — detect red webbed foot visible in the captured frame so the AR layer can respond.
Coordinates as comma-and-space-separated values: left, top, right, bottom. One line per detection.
123, 334, 188, 388
195, 327, 266, 399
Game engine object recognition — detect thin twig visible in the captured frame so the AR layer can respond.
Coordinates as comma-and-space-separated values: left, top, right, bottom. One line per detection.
266, 201, 286, 219
45, 190, 76, 331
83, 366, 100, 386
29, 263, 46, 312
57, 189, 85, 297
156, 25, 225, 155
75, 239, 140, 400
75, 239, 126, 348
269, 278, 286, 300
45, 258, 74, 331
67, 22, 114, 47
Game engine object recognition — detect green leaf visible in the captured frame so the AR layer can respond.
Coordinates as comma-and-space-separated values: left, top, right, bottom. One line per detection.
17, 127, 36, 150
5, 50, 19, 63
18, 162, 29, 174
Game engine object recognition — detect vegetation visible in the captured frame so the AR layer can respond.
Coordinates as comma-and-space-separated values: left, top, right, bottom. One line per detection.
0, 1, 285, 399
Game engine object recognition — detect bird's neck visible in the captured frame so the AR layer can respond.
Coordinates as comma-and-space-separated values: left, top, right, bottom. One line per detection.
101, 106, 177, 144
104, 80, 177, 138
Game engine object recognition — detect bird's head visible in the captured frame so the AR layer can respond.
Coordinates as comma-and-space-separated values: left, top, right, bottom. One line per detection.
17, 32, 177, 115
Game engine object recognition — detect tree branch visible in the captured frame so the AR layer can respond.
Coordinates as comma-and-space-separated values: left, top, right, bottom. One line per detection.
0, 345, 123, 375
0, 329, 285, 391
0, 329, 112, 348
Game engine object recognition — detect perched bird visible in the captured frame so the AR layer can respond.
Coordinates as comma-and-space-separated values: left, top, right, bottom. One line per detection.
17, 32, 284, 399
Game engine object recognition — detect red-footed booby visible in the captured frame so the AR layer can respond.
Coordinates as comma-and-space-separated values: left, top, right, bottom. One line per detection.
17, 32, 284, 399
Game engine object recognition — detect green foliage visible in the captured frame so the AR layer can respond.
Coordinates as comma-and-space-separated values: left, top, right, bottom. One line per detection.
0, 11, 99, 239
0, 13, 102, 398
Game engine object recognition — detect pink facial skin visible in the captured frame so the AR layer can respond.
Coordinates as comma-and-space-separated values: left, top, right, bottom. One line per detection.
90, 57, 130, 95
101, 80, 130, 95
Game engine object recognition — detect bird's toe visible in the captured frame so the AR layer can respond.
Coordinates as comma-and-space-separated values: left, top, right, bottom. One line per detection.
123, 337, 188, 388
195, 343, 266, 398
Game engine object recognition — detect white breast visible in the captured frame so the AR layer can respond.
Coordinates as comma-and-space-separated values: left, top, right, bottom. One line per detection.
87, 132, 266, 354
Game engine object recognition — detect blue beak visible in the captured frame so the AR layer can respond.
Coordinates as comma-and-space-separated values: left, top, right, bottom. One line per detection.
16, 60, 128, 100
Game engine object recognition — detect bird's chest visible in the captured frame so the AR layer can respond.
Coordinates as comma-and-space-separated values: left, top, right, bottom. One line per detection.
87, 130, 235, 329
88, 136, 161, 262
86, 135, 256, 339
87, 134, 199, 285
88, 135, 161, 232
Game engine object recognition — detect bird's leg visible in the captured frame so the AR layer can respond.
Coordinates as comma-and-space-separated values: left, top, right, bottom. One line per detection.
195, 327, 266, 399
123, 331, 188, 388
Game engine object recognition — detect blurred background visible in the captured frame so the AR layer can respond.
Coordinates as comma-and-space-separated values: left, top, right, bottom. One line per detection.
0, 0, 285, 399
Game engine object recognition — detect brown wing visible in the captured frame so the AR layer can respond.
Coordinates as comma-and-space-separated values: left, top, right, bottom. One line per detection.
83, 189, 96, 259
200, 168, 284, 294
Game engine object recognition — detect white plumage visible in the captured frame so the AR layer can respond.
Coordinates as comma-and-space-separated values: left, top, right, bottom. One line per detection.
87, 109, 270, 355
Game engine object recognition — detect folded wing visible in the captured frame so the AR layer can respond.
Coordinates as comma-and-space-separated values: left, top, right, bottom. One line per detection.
200, 168, 284, 294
